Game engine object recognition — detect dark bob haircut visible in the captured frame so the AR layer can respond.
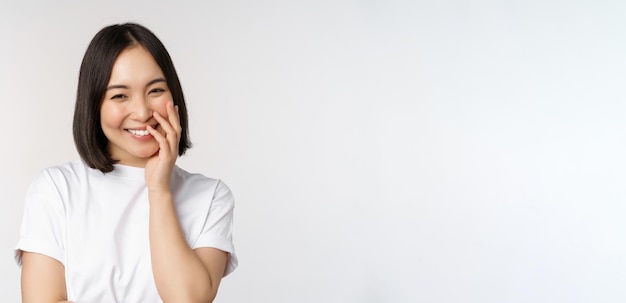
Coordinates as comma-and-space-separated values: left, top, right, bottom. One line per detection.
73, 23, 191, 173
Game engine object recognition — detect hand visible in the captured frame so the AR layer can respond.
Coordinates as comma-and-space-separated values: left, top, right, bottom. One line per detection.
144, 101, 181, 194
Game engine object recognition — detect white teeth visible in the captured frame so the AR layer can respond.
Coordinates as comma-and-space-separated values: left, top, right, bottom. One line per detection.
128, 129, 150, 136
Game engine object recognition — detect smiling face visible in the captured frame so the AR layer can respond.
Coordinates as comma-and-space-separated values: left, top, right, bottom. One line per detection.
100, 45, 173, 167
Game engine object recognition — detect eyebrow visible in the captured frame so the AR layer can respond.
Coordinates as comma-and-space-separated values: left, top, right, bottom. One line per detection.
106, 77, 167, 90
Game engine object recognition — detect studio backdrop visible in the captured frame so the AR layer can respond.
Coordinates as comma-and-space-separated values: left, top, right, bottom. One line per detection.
1, 1, 625, 302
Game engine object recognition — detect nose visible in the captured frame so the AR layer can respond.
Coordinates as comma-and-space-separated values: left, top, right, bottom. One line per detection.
129, 95, 153, 122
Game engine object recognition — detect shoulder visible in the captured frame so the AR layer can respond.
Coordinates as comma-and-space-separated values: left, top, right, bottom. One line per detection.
172, 166, 226, 191
172, 166, 234, 206
24, 161, 91, 209
28, 160, 99, 197
35, 160, 95, 185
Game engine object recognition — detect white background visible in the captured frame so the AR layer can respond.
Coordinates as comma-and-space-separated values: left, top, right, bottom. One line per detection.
1, 1, 625, 302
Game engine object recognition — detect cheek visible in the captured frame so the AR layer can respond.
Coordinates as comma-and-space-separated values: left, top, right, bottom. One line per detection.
155, 106, 169, 119
153, 95, 173, 119
100, 104, 122, 127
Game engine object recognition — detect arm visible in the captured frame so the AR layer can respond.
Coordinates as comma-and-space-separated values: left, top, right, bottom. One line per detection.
21, 252, 72, 303
145, 102, 228, 302
148, 191, 228, 302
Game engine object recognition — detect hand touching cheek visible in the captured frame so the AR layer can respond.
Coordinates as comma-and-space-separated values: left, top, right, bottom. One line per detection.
144, 101, 182, 194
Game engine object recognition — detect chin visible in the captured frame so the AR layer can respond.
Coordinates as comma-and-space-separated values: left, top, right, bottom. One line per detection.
135, 147, 160, 158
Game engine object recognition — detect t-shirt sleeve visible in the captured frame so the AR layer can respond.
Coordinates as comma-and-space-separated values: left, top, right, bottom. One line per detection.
192, 180, 238, 276
15, 170, 66, 267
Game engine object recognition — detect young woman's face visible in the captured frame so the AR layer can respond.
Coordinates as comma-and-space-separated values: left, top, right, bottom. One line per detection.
100, 45, 173, 167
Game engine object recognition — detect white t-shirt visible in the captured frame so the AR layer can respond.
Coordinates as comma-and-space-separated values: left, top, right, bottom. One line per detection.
15, 160, 237, 302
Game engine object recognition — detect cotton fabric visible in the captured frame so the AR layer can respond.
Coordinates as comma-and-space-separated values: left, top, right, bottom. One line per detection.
15, 160, 237, 302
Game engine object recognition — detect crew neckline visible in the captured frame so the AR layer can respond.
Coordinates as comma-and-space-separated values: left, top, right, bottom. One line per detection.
108, 163, 146, 179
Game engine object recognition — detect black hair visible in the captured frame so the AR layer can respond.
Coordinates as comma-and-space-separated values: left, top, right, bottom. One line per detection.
73, 23, 191, 173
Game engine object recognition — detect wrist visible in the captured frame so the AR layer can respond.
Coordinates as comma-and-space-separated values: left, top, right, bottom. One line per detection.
148, 189, 173, 201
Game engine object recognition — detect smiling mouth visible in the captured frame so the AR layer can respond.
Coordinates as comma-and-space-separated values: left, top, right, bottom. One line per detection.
128, 129, 150, 136
126, 124, 159, 137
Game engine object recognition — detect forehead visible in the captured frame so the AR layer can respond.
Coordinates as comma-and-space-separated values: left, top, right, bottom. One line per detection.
108, 46, 165, 84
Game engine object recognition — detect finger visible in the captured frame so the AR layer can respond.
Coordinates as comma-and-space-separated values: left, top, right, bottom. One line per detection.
167, 102, 182, 134
146, 125, 171, 157
153, 111, 179, 154
153, 111, 175, 136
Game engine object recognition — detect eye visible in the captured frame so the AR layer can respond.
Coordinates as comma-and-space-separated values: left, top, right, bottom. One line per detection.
111, 94, 127, 100
149, 88, 166, 94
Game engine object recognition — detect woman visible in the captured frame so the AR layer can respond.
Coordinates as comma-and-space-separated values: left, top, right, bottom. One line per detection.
15, 23, 237, 302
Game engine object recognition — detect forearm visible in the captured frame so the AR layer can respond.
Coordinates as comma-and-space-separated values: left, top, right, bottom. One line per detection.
148, 191, 216, 302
